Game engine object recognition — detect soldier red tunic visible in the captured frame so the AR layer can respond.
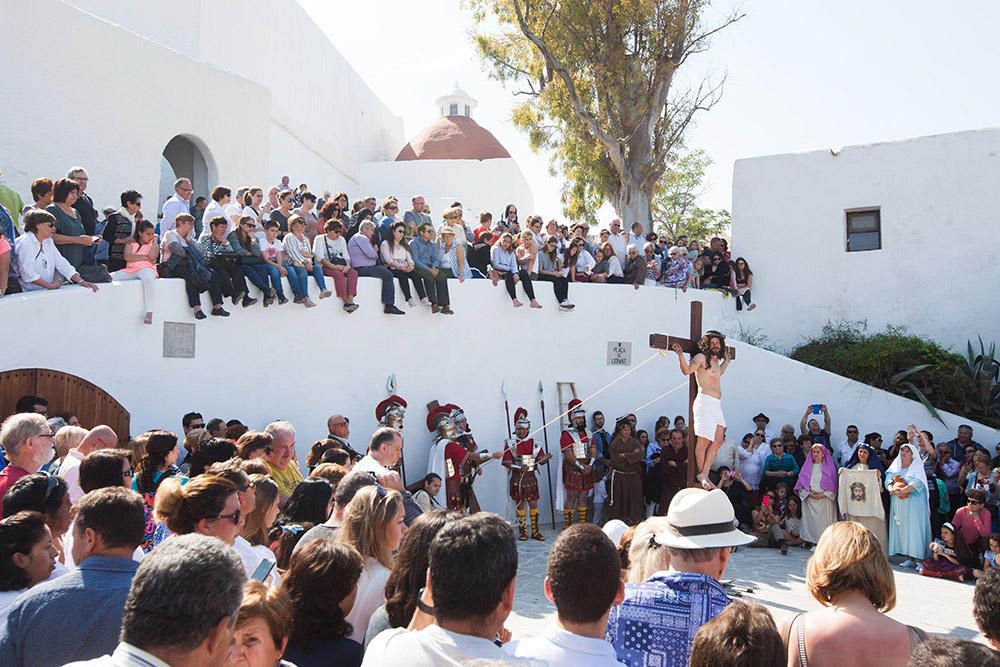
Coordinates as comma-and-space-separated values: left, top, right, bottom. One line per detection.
443, 440, 467, 511
503, 438, 542, 504
560, 429, 594, 492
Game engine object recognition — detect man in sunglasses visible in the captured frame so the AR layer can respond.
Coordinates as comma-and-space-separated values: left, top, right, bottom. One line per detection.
0, 413, 55, 499
326, 413, 362, 462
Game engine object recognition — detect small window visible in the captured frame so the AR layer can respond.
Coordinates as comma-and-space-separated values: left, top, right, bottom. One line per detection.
449, 103, 458, 115
846, 208, 881, 251
464, 104, 471, 117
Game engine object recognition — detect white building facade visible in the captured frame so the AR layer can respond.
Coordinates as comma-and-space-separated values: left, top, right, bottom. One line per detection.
732, 128, 1000, 353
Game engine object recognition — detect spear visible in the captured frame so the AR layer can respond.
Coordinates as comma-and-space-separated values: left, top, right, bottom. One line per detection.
387, 374, 406, 486
538, 380, 556, 529
501, 380, 512, 439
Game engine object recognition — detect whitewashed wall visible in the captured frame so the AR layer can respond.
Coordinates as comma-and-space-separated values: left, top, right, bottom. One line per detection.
732, 128, 1000, 353
360, 158, 536, 222
0, 0, 271, 215
3, 278, 995, 527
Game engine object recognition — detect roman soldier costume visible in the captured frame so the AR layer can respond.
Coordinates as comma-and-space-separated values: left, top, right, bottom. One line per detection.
426, 405, 466, 511
502, 407, 551, 541
560, 398, 595, 528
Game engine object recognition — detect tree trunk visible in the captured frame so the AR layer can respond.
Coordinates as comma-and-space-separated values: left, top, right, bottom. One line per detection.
614, 180, 653, 236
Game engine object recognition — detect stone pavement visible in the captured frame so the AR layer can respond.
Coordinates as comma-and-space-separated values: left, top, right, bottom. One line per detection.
506, 525, 984, 643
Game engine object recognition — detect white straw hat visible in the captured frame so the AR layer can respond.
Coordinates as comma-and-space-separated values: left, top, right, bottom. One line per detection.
654, 488, 755, 549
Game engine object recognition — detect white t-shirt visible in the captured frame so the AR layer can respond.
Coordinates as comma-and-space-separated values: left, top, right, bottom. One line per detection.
57, 449, 85, 504
346, 557, 390, 644
260, 237, 283, 264
363, 624, 537, 666
507, 625, 623, 666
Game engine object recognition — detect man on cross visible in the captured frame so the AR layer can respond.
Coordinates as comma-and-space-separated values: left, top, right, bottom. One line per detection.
671, 330, 731, 490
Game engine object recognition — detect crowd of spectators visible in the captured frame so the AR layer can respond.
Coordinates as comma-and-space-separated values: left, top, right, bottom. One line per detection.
1, 388, 999, 665
0, 170, 759, 320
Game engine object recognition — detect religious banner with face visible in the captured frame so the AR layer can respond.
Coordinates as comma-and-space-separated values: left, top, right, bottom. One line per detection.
838, 468, 884, 520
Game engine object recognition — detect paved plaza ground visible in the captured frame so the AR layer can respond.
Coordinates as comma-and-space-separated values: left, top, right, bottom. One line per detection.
506, 526, 984, 644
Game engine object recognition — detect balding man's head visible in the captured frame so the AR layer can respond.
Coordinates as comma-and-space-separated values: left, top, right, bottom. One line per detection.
327, 415, 349, 439
79, 425, 118, 455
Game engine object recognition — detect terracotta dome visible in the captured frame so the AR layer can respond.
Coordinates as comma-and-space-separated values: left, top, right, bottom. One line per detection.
395, 115, 511, 162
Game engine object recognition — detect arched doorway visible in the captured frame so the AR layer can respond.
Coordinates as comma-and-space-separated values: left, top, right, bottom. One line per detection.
0, 369, 130, 443
159, 134, 216, 213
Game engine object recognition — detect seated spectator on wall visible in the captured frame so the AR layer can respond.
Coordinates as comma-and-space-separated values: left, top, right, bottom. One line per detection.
438, 223, 473, 282
230, 580, 294, 667
0, 488, 144, 666
66, 534, 246, 667
283, 215, 331, 306
111, 220, 158, 325
569, 237, 596, 282
733, 257, 756, 311
606, 489, 754, 666
363, 514, 525, 666
240, 186, 264, 232
661, 246, 694, 290
689, 600, 784, 667
409, 222, 451, 314
258, 220, 304, 306
610, 244, 646, 289
507, 523, 624, 665
292, 191, 319, 242
283, 540, 365, 667
15, 210, 99, 293
348, 220, 404, 315
268, 189, 294, 235
783, 521, 926, 667
154, 475, 242, 547
229, 215, 283, 308
102, 190, 142, 273
589, 246, 612, 283
380, 220, 426, 307
264, 422, 303, 505
491, 232, 540, 308
363, 510, 460, 647
313, 218, 359, 313
0, 512, 57, 622
200, 215, 257, 309
641, 242, 661, 286
536, 235, 574, 310
475, 210, 495, 242
161, 213, 227, 319
46, 178, 103, 278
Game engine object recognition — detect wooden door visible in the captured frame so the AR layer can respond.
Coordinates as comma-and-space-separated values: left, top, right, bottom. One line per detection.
0, 369, 130, 443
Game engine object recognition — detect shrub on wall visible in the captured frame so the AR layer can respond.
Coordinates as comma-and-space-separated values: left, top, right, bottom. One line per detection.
789, 322, 997, 428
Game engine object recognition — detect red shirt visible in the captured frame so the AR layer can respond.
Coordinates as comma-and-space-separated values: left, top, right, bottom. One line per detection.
952, 505, 992, 546
0, 465, 30, 509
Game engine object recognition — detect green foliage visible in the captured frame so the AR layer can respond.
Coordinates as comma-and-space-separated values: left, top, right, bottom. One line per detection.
467, 0, 741, 225
790, 322, 998, 428
652, 149, 731, 241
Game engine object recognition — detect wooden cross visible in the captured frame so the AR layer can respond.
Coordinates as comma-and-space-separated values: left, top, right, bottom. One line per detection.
649, 301, 736, 488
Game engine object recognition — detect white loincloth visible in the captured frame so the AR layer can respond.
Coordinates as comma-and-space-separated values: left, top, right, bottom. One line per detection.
693, 393, 726, 439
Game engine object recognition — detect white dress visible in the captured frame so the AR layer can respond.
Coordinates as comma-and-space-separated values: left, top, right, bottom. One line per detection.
799, 464, 837, 543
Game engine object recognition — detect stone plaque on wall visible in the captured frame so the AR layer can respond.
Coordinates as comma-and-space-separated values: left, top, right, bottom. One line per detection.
163, 322, 196, 358
607, 341, 632, 367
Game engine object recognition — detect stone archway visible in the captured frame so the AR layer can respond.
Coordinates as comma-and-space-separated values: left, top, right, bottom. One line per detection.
159, 134, 217, 213
0, 369, 131, 443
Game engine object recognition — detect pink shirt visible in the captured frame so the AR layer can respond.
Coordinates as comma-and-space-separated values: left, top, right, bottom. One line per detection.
0, 237, 10, 256
0, 465, 29, 503
124, 240, 156, 273
952, 506, 992, 546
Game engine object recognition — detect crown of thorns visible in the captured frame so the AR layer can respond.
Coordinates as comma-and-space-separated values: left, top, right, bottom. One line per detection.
697, 330, 726, 354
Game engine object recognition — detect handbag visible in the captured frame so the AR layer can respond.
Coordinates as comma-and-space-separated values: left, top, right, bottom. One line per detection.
156, 262, 173, 279
78, 263, 112, 283
324, 238, 347, 266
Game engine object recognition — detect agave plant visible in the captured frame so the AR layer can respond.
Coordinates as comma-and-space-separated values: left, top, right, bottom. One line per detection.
889, 364, 946, 425
966, 337, 1000, 422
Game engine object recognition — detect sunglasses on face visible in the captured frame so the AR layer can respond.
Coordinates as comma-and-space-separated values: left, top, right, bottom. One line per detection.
213, 508, 242, 525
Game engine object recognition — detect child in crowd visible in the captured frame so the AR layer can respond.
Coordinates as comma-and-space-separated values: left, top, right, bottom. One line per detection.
918, 522, 978, 582
974, 533, 1000, 578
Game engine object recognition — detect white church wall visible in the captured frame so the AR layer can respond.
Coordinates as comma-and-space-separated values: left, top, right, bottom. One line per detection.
360, 158, 536, 221
0, 0, 271, 215
3, 278, 995, 526
732, 128, 1000, 353
59, 0, 405, 194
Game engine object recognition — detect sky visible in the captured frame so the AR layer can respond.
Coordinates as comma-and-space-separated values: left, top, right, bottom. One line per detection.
299, 0, 1000, 217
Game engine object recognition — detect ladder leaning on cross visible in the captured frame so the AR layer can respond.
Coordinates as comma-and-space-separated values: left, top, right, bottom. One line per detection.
649, 301, 736, 489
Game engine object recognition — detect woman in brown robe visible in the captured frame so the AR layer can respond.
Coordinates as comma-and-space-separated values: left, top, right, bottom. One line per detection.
607, 418, 646, 525
659, 427, 688, 514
